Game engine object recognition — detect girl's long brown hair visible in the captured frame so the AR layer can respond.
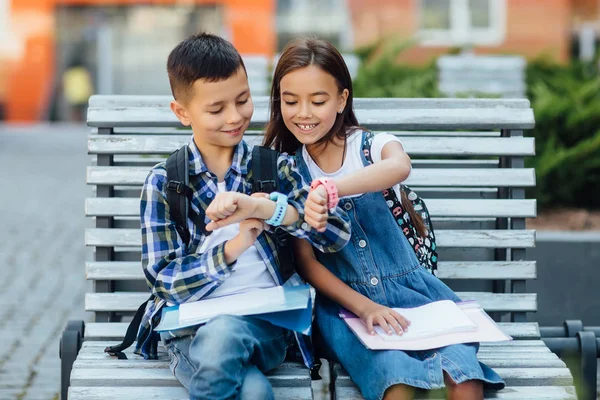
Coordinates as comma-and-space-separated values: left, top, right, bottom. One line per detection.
263, 37, 427, 238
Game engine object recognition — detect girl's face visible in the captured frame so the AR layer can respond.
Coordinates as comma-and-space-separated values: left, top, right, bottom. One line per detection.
279, 65, 348, 147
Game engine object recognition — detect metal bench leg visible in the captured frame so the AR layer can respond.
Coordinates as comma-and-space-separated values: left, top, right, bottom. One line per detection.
60, 321, 84, 400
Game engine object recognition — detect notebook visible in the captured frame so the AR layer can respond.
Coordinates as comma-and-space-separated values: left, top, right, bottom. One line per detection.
154, 284, 313, 335
340, 301, 511, 351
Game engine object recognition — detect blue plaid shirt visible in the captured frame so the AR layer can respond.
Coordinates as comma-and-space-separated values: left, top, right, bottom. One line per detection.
135, 138, 351, 368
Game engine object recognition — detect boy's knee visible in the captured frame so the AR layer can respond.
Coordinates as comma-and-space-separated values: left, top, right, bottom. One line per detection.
192, 315, 251, 356
238, 366, 274, 400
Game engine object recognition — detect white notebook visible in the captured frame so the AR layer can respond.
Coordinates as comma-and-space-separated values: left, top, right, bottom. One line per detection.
178, 286, 305, 326
372, 300, 477, 341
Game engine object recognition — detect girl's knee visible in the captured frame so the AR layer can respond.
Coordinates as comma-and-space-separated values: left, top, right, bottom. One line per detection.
383, 383, 414, 400
444, 374, 483, 400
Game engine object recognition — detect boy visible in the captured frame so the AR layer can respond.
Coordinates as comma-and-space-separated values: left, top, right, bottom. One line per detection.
135, 33, 351, 400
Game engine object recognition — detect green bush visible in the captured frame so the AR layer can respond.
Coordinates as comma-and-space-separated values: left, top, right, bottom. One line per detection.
353, 42, 600, 210
525, 58, 600, 209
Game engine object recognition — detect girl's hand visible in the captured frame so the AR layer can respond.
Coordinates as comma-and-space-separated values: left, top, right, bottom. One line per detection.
305, 185, 328, 232
358, 301, 410, 336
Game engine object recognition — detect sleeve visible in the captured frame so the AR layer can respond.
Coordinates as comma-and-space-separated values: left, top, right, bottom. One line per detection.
371, 133, 403, 163
140, 167, 236, 305
273, 155, 351, 253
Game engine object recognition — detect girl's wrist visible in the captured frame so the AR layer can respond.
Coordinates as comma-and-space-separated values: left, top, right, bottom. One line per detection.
352, 297, 375, 319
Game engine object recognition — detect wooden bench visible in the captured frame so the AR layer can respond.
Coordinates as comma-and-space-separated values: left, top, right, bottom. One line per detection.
437, 54, 526, 99
59, 95, 577, 400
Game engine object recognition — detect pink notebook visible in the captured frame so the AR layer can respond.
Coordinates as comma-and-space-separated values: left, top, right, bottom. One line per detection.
339, 301, 512, 351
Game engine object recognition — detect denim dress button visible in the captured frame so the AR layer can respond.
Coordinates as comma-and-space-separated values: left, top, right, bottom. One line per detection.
344, 202, 352, 211
358, 240, 367, 248
370, 277, 379, 286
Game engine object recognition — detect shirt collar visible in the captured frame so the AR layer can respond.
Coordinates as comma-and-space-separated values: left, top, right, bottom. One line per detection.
187, 137, 248, 177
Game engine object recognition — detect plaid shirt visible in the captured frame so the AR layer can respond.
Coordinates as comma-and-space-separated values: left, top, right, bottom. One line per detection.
134, 138, 351, 367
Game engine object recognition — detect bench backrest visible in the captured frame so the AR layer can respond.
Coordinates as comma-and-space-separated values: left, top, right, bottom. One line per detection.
85, 95, 536, 325
437, 55, 527, 98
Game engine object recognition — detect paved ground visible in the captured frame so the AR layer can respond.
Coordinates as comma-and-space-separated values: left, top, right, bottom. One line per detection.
0, 124, 91, 400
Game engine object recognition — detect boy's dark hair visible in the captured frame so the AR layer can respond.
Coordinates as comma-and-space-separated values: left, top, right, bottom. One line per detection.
167, 32, 247, 102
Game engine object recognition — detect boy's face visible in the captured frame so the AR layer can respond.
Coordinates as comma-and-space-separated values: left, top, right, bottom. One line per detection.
171, 66, 253, 150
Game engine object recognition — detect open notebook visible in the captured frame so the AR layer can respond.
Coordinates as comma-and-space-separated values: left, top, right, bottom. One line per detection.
340, 300, 511, 351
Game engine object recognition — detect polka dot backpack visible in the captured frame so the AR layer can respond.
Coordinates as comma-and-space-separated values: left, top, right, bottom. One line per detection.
362, 130, 438, 275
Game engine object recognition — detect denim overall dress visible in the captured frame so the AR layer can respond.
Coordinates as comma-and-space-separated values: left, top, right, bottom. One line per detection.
294, 149, 505, 400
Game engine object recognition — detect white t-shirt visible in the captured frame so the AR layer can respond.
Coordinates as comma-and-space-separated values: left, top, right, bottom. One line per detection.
301, 130, 404, 198
202, 181, 276, 299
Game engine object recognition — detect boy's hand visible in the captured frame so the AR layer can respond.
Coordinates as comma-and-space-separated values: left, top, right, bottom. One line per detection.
224, 218, 265, 263
358, 300, 410, 336
305, 185, 328, 232
206, 192, 258, 231
236, 218, 266, 249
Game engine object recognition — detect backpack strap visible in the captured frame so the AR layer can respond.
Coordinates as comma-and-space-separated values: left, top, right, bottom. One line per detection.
165, 145, 210, 243
166, 146, 192, 246
104, 294, 154, 359
252, 145, 279, 194
251, 146, 295, 281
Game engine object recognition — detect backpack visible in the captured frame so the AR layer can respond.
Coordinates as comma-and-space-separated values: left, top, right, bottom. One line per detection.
105, 145, 293, 359
361, 131, 438, 274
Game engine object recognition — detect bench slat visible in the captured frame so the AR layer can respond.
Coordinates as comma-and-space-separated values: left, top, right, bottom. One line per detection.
84, 321, 540, 341
88, 135, 535, 156
84, 292, 536, 313
86, 261, 536, 281
88, 95, 531, 110
78, 340, 551, 355
69, 385, 577, 400
335, 386, 577, 400
70, 364, 309, 388
87, 166, 536, 188
69, 386, 313, 400
88, 107, 534, 130
69, 366, 571, 388
85, 228, 536, 248
86, 198, 537, 219
73, 355, 566, 370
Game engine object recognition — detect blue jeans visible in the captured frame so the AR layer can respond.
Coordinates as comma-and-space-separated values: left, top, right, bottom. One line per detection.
160, 315, 289, 400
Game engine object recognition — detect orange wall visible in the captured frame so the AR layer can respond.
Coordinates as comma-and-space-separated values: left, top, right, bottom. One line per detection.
573, 0, 600, 23
5, 0, 275, 121
348, 0, 571, 65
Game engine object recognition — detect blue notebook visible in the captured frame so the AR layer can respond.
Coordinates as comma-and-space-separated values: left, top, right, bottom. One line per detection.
154, 284, 313, 335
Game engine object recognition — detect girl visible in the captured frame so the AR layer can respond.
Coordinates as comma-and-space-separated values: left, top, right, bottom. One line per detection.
263, 38, 505, 400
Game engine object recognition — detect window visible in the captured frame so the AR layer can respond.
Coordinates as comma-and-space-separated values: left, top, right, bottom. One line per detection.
418, 0, 506, 46
275, 0, 352, 51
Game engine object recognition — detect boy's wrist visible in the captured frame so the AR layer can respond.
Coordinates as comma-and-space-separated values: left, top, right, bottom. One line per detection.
224, 236, 247, 264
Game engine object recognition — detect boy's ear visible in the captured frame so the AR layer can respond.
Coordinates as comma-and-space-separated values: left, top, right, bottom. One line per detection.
338, 89, 349, 112
170, 100, 192, 127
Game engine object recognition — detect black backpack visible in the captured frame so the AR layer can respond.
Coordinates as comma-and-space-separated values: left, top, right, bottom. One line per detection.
105, 145, 293, 359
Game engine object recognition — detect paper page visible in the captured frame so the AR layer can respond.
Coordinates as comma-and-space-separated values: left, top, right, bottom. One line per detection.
344, 304, 511, 351
373, 300, 477, 341
179, 286, 286, 325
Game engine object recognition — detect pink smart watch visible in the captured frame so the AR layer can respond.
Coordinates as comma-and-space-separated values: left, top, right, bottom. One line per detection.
310, 178, 339, 211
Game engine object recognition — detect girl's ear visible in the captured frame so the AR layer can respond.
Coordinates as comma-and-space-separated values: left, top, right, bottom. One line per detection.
338, 89, 349, 113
